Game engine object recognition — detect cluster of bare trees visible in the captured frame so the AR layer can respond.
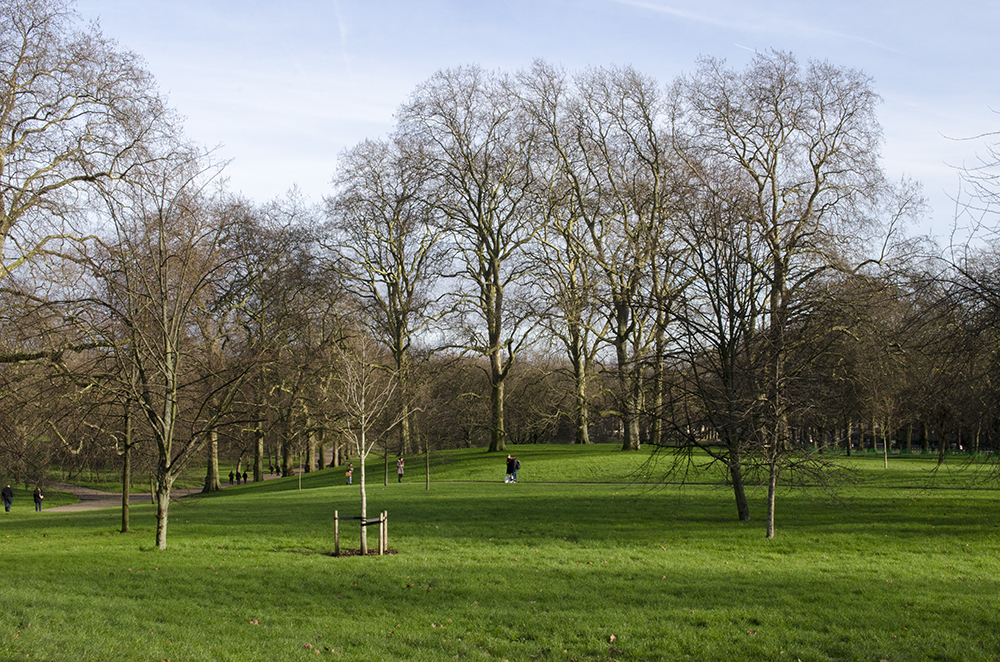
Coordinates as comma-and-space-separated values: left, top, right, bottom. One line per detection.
3, 0, 1000, 544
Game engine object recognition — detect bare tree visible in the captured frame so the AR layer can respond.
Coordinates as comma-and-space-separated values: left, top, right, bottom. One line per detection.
517, 62, 609, 445
666, 186, 768, 522
399, 66, 540, 453
0, 0, 173, 284
219, 194, 328, 480
558, 64, 681, 451
326, 134, 447, 456
91, 147, 254, 550
672, 51, 906, 536
331, 327, 398, 555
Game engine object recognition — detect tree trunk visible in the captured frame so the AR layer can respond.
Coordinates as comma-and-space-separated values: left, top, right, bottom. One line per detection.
400, 402, 412, 456
154, 477, 172, 550
616, 334, 642, 451
305, 425, 316, 474
765, 457, 778, 539
571, 330, 591, 444
317, 428, 326, 470
253, 425, 265, 481
488, 372, 506, 452
203, 429, 221, 492
120, 406, 133, 534
424, 430, 431, 491
650, 325, 665, 447
383, 447, 389, 486
575, 379, 591, 445
281, 434, 293, 476
883, 417, 890, 470
359, 440, 368, 555
397, 350, 413, 456
729, 454, 751, 522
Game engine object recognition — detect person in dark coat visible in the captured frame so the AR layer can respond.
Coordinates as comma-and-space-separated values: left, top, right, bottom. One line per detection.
243, 470, 248, 484
228, 471, 235, 485
33, 486, 43, 512
505, 455, 515, 483
2, 484, 12, 512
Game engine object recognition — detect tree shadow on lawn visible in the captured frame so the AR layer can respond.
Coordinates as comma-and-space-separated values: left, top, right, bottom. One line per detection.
12, 480, 998, 558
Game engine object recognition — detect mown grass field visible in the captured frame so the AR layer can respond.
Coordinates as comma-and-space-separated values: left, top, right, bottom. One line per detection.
2, 446, 999, 661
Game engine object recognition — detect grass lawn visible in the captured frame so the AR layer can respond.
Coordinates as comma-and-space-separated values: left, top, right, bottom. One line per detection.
1, 445, 999, 661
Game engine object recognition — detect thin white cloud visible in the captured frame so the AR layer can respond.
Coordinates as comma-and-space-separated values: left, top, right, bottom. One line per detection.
331, 0, 352, 72
611, 0, 896, 53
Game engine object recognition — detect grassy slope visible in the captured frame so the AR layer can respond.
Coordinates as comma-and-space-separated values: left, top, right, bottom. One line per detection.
1, 446, 998, 661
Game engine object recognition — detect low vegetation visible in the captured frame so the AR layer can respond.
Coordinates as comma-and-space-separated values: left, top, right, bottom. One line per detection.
1, 446, 998, 661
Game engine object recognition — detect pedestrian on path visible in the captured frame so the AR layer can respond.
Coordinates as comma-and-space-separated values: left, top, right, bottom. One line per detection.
505, 455, 520, 483
2, 484, 12, 512
33, 486, 43, 512
228, 471, 234, 485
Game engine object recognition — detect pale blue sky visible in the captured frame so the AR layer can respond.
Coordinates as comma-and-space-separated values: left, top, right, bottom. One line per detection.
77, 0, 998, 237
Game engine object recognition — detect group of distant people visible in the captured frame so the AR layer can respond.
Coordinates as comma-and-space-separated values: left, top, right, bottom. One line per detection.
228, 470, 250, 485
1, 451, 522, 513
221, 452, 523, 489
342, 454, 522, 485
2, 484, 44, 512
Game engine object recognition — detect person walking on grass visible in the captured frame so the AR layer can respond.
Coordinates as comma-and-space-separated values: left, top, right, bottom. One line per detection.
346, 463, 353, 485
33, 486, 43, 512
396, 457, 404, 483
2, 484, 12, 512
507, 455, 521, 483
505, 455, 515, 483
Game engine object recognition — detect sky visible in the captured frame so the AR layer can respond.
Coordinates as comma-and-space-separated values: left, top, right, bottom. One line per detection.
75, 0, 999, 239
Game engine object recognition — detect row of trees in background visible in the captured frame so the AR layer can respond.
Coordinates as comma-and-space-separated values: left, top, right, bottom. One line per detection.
1, 0, 999, 543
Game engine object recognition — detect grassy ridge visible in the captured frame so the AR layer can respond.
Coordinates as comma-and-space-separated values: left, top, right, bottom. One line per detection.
2, 446, 999, 661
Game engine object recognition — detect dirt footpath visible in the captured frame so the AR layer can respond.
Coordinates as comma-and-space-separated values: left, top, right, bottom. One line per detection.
43, 451, 334, 513
43, 483, 206, 513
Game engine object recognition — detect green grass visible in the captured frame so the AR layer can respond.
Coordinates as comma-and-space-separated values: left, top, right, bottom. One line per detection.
2, 445, 999, 661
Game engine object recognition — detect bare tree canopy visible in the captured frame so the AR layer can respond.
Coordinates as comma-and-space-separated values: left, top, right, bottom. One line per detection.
0, 0, 175, 280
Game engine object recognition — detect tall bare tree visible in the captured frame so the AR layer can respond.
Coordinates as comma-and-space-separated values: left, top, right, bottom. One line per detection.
673, 51, 904, 536
90, 147, 253, 550
399, 66, 540, 453
517, 62, 608, 445
0, 0, 172, 284
667, 186, 768, 522
553, 64, 681, 451
326, 134, 446, 456
331, 327, 398, 555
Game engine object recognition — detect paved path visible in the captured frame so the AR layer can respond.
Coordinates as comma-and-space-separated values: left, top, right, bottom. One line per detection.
44, 449, 336, 513
44, 482, 207, 513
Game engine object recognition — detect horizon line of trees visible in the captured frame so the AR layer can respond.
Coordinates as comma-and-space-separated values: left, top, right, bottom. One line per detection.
1, 0, 998, 544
